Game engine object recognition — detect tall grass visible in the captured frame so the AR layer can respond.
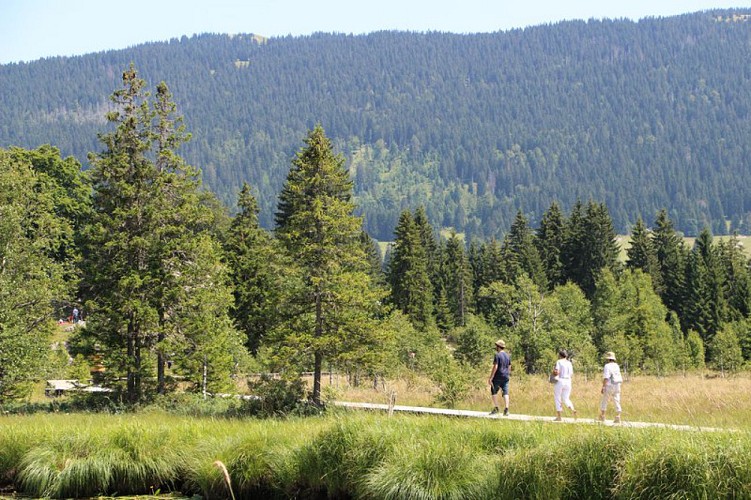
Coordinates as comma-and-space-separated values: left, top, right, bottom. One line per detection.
3, 411, 751, 498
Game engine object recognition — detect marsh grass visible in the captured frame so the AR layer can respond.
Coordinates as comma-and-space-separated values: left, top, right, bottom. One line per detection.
3, 410, 751, 498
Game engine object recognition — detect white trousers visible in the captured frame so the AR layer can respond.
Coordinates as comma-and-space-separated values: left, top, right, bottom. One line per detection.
600, 382, 622, 412
553, 379, 574, 412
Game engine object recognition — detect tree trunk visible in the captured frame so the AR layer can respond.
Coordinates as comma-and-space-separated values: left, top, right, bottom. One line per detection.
313, 350, 322, 406
127, 316, 136, 403
313, 284, 323, 406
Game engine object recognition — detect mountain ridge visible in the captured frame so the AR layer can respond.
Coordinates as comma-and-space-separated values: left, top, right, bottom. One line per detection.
1, 9, 750, 240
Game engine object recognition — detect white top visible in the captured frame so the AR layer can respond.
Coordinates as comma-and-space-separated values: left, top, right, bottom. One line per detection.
555, 358, 573, 379
603, 361, 623, 384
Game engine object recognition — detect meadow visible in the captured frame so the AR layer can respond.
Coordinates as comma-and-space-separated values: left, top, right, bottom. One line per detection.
2, 372, 751, 498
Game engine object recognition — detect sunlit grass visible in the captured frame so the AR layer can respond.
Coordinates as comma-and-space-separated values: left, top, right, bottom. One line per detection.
328, 371, 751, 429
1, 412, 751, 498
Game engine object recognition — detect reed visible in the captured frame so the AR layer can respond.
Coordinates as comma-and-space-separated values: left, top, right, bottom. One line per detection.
2, 411, 751, 498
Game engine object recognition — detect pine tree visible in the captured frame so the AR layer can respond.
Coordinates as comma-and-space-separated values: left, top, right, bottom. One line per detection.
442, 232, 473, 327
564, 201, 620, 298
225, 183, 287, 354
684, 229, 727, 346
652, 209, 687, 318
387, 210, 435, 330
536, 202, 567, 289
501, 210, 547, 290
83, 67, 241, 401
274, 125, 384, 405
717, 234, 751, 321
626, 216, 663, 294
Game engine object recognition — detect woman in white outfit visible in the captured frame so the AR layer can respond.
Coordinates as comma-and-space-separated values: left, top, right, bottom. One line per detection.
552, 349, 576, 421
599, 351, 623, 423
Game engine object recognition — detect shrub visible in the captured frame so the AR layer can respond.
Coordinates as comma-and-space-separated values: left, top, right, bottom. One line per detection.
243, 374, 319, 418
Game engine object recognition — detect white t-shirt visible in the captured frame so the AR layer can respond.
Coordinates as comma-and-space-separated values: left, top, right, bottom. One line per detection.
555, 358, 573, 379
603, 361, 623, 384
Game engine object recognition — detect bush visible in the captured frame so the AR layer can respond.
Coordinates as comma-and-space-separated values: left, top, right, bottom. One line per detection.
243, 374, 320, 418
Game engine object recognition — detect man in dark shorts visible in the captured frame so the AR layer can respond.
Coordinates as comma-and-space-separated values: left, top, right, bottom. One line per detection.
488, 339, 511, 416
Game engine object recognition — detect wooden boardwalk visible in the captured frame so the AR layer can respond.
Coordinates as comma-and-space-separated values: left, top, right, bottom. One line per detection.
333, 401, 729, 432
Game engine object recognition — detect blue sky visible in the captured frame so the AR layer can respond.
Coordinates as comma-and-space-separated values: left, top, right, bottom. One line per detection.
1, 0, 749, 64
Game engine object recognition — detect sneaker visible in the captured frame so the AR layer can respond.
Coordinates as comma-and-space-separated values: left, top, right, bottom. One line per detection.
503, 408, 509, 416
613, 415, 621, 424
489, 407, 499, 415
598, 414, 605, 422
553, 416, 562, 422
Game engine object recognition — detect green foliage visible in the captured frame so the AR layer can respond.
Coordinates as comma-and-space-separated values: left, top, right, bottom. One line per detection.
0, 149, 69, 401
388, 209, 435, 330
685, 330, 706, 370
244, 374, 319, 418
3, 413, 751, 498
6, 15, 751, 239
81, 66, 243, 402
273, 125, 386, 404
708, 322, 744, 373
452, 314, 496, 365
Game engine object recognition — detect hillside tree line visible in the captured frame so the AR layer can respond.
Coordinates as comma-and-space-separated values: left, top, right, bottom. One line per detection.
1, 67, 750, 405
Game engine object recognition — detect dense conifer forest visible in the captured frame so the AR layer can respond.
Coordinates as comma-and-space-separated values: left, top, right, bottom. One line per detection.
2, 10, 751, 239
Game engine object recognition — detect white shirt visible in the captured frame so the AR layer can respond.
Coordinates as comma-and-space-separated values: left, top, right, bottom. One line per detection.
555, 358, 573, 379
603, 361, 623, 384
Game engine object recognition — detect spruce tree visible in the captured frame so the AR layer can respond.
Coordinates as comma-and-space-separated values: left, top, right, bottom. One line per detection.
442, 232, 473, 327
225, 183, 287, 354
684, 229, 727, 346
536, 201, 567, 290
274, 125, 384, 405
626, 216, 663, 294
83, 67, 241, 401
564, 201, 620, 298
501, 210, 547, 290
387, 210, 435, 330
652, 209, 687, 318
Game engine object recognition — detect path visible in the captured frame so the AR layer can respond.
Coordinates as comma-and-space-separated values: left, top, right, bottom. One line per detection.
333, 401, 729, 432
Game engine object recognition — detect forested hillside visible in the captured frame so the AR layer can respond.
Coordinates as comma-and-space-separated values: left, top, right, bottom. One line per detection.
1, 9, 750, 239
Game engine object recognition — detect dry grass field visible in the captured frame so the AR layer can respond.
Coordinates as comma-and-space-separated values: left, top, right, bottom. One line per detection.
322, 370, 751, 430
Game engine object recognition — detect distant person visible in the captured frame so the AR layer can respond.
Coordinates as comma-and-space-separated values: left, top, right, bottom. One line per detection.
552, 348, 576, 421
72, 307, 79, 323
599, 351, 623, 423
488, 339, 511, 416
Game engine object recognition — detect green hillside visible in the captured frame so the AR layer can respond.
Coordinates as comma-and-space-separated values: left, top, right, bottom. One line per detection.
1, 9, 751, 239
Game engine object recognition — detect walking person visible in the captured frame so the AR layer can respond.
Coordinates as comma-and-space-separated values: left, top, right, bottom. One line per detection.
599, 351, 623, 423
552, 349, 576, 421
488, 339, 511, 416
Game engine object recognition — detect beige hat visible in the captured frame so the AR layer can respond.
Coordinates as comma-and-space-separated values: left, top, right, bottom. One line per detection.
495, 339, 506, 348
604, 351, 616, 361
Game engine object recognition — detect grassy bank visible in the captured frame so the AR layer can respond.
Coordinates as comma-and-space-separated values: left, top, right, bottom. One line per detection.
1, 411, 750, 498
331, 371, 751, 430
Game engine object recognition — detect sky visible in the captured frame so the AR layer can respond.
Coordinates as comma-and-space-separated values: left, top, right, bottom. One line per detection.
1, 0, 749, 64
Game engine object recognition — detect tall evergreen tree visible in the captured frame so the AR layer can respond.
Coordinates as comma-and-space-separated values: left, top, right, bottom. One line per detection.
564, 201, 620, 298
225, 183, 287, 354
652, 209, 687, 318
502, 210, 547, 290
387, 210, 435, 330
684, 229, 727, 345
442, 232, 473, 327
717, 234, 751, 321
536, 201, 567, 290
83, 67, 241, 401
274, 125, 384, 405
626, 216, 663, 294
